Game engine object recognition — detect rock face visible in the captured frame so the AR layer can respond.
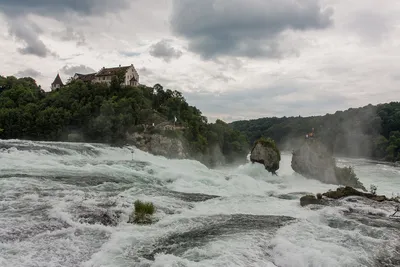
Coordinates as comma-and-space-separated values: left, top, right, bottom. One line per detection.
250, 137, 280, 174
292, 140, 336, 183
126, 132, 189, 159
299, 186, 400, 207
291, 140, 366, 191
322, 186, 394, 202
300, 195, 327, 207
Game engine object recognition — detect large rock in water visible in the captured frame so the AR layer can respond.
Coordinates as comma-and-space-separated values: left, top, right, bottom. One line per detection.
291, 140, 366, 191
250, 137, 280, 174
126, 132, 189, 159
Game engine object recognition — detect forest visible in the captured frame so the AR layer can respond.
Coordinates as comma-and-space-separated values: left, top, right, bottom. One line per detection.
230, 102, 400, 162
0, 75, 249, 164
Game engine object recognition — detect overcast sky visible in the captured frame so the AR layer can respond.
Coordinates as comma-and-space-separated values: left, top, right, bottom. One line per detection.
1, 0, 399, 122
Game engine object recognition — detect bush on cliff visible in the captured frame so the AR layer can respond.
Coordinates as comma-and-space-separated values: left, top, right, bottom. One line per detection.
254, 137, 281, 161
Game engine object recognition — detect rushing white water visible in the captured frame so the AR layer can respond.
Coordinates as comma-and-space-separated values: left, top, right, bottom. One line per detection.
0, 139, 399, 267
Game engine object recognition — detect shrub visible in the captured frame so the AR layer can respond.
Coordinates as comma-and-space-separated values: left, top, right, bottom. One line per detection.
134, 200, 155, 215
128, 200, 155, 224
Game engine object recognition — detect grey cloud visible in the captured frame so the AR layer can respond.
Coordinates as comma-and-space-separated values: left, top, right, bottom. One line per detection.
15, 68, 42, 78
119, 51, 141, 57
170, 0, 333, 59
149, 39, 183, 62
0, 0, 129, 17
0, 0, 129, 56
61, 65, 96, 76
53, 27, 86, 46
137, 67, 154, 75
8, 18, 52, 57
348, 11, 391, 43
212, 73, 235, 82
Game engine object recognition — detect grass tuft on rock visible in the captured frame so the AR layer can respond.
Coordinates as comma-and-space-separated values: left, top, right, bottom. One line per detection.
128, 200, 155, 225
253, 137, 281, 161
134, 200, 155, 215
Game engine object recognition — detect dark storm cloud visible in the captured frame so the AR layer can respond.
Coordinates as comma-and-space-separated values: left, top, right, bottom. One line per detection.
61, 65, 96, 76
7, 18, 52, 57
170, 0, 333, 59
15, 68, 42, 78
149, 39, 183, 62
0, 0, 130, 17
0, 0, 129, 57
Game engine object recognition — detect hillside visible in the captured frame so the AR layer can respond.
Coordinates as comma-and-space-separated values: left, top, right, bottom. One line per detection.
0, 75, 249, 166
230, 103, 400, 162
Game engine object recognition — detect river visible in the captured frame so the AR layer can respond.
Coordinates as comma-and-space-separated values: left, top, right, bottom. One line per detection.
0, 139, 399, 267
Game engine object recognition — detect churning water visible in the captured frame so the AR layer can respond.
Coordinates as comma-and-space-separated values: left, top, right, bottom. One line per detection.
0, 140, 399, 267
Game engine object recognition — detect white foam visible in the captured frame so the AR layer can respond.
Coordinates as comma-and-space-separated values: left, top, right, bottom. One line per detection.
0, 139, 398, 267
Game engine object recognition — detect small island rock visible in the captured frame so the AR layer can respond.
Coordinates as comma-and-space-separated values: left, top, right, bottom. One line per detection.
291, 140, 366, 191
250, 137, 281, 174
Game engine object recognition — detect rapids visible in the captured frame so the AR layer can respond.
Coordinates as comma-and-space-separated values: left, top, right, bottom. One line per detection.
0, 139, 399, 267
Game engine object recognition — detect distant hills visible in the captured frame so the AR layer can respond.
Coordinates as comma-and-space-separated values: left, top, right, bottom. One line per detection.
230, 102, 400, 162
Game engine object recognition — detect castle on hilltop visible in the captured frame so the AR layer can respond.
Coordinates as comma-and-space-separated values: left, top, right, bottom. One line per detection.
51, 64, 140, 91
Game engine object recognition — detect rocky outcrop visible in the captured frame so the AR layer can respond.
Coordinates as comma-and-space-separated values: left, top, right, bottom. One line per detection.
299, 186, 400, 212
300, 186, 400, 207
291, 140, 366, 191
126, 132, 189, 159
322, 186, 395, 202
300, 194, 328, 207
250, 137, 280, 174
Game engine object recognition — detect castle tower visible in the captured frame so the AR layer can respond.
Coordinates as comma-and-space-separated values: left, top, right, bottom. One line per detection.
51, 73, 64, 91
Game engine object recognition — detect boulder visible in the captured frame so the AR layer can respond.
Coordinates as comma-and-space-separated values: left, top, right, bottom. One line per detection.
300, 195, 327, 207
291, 140, 366, 191
250, 137, 280, 174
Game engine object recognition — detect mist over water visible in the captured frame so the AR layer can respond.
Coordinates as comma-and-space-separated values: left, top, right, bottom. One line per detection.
0, 140, 399, 267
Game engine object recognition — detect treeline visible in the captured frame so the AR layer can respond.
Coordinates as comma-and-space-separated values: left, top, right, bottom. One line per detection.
0, 75, 249, 164
230, 103, 400, 162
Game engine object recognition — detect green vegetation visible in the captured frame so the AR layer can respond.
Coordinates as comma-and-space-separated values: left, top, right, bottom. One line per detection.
134, 200, 155, 215
129, 200, 155, 224
253, 137, 281, 161
230, 102, 400, 162
0, 75, 249, 165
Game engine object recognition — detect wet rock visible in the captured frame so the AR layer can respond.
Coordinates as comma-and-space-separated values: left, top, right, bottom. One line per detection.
300, 194, 327, 207
128, 213, 153, 225
79, 211, 120, 226
250, 137, 280, 174
322, 186, 392, 202
291, 140, 366, 190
